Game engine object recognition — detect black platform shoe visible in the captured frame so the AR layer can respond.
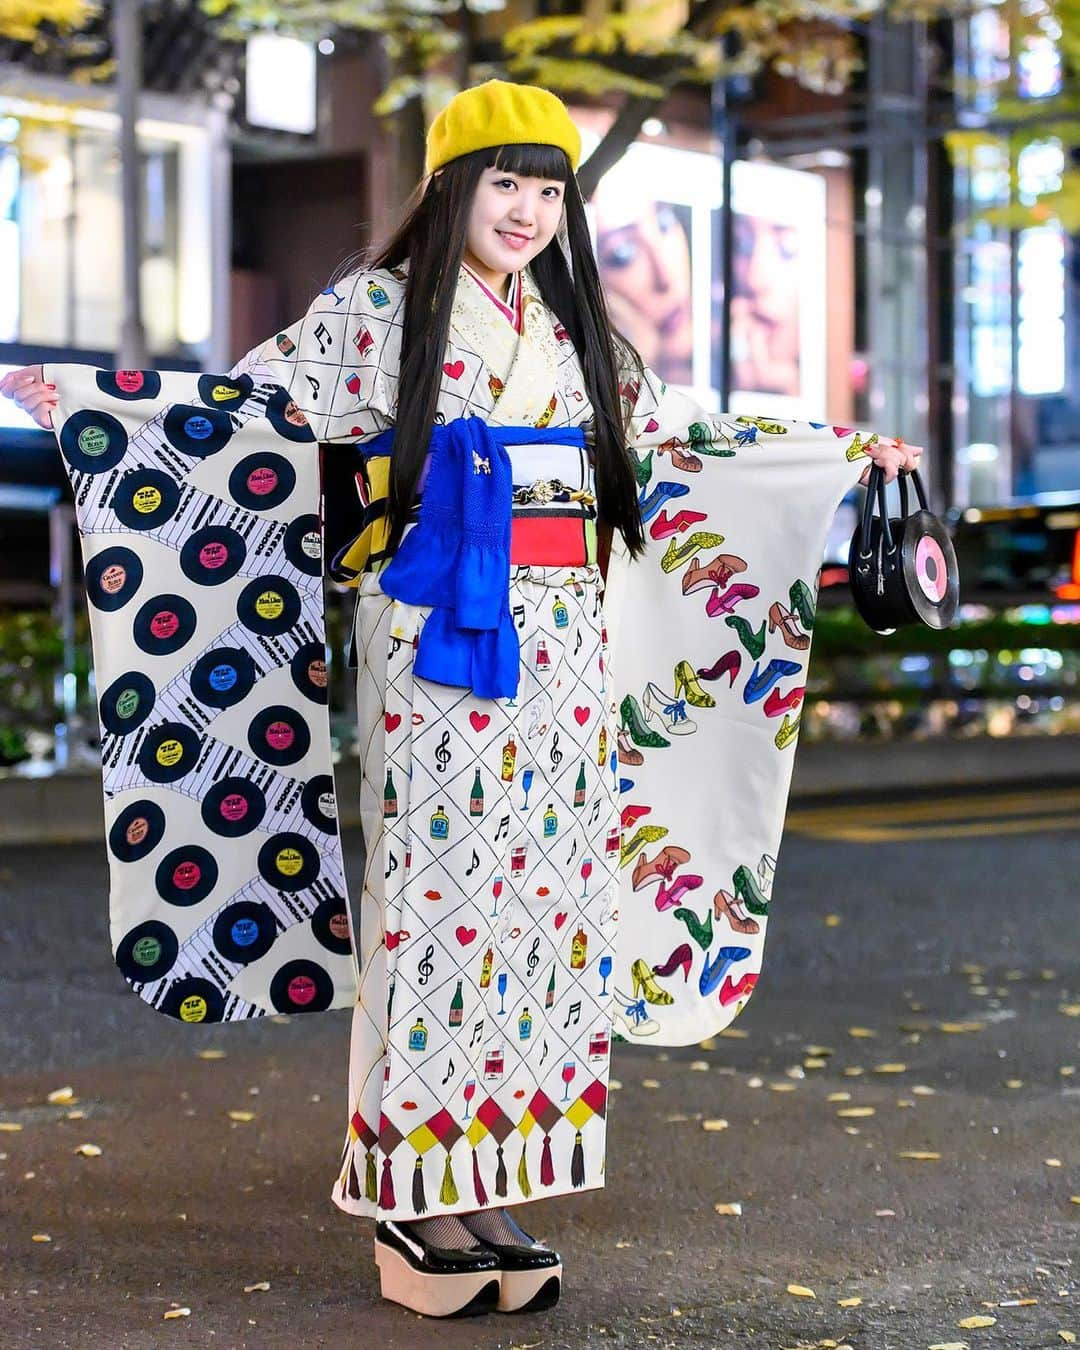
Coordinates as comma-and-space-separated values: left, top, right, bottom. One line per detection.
466, 1212, 562, 1313
374, 1220, 501, 1318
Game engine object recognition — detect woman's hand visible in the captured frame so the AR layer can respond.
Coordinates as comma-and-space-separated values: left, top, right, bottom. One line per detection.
859, 435, 922, 486
0, 365, 57, 430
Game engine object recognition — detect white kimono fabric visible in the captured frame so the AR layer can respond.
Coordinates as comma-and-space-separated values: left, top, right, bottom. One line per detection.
47, 262, 874, 1219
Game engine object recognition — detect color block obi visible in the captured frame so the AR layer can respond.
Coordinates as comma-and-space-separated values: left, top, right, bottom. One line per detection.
334, 419, 595, 700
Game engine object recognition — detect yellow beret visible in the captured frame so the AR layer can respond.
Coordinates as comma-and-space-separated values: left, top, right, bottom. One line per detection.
425, 80, 581, 175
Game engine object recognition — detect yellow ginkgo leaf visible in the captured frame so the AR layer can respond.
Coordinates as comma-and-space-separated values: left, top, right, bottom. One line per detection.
787, 1284, 816, 1298
31, 1233, 52, 1243
899, 1151, 941, 1160
848, 1027, 877, 1038
702, 1119, 729, 1132
46, 1087, 76, 1105
928, 1343, 970, 1349
714, 1202, 742, 1216
0, 1122, 23, 1132
939, 1022, 985, 1033
874, 1063, 907, 1074
1057, 1332, 1076, 1344
837, 1296, 862, 1307
227, 1110, 255, 1123
828, 1092, 852, 1102
162, 1307, 191, 1319
243, 1281, 270, 1293
198, 1049, 226, 1059
957, 1315, 997, 1328
74, 1143, 102, 1157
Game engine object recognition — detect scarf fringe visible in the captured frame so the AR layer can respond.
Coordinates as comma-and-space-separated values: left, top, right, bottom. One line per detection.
379, 1156, 395, 1211
571, 1130, 585, 1188
472, 1147, 488, 1206
517, 1140, 532, 1199
495, 1143, 508, 1199
412, 1154, 427, 1214
540, 1133, 555, 1186
439, 1151, 459, 1207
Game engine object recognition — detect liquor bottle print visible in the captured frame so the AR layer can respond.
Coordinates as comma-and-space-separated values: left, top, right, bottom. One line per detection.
367, 279, 390, 308
545, 964, 556, 1009
543, 803, 558, 838
535, 639, 550, 671
429, 803, 450, 841
469, 767, 484, 817
574, 759, 586, 808
501, 734, 517, 783
479, 945, 494, 989
518, 1006, 533, 1040
448, 979, 464, 1029
408, 1017, 428, 1052
570, 924, 588, 970
596, 723, 607, 768
552, 594, 569, 629
383, 768, 398, 819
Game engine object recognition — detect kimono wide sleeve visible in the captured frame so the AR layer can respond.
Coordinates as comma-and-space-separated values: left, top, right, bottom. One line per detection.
40, 360, 359, 1024
605, 368, 882, 1047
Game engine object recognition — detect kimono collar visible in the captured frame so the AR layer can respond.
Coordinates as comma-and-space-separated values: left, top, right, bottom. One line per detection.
374, 417, 586, 699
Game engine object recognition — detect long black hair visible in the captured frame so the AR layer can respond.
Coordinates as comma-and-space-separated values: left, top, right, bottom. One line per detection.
350, 143, 647, 559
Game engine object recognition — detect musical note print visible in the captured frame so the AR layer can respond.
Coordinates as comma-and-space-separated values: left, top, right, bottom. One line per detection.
384, 850, 399, 879
526, 936, 541, 978
512, 603, 526, 630
494, 813, 510, 843
441, 1057, 456, 1086
562, 1000, 582, 1029
565, 837, 578, 866
573, 630, 583, 656
389, 636, 403, 657
417, 944, 435, 987
304, 373, 321, 400
588, 798, 603, 825
434, 730, 452, 773
468, 1018, 485, 1048
539, 1038, 549, 1065
465, 849, 480, 877
550, 730, 563, 773
312, 320, 332, 355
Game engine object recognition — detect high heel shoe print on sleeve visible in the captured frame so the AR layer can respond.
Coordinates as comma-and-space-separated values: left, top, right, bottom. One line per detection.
767, 601, 810, 651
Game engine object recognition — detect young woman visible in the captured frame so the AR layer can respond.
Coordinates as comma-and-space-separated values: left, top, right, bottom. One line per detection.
2, 79, 920, 1321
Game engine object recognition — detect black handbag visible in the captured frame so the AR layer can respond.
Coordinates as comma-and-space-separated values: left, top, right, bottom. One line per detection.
849, 465, 959, 633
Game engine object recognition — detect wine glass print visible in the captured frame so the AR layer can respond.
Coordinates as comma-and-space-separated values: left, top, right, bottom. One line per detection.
561, 1059, 576, 1102
520, 767, 535, 811
580, 854, 593, 899
598, 953, 612, 996
463, 1078, 477, 1119
490, 873, 504, 917
497, 971, 508, 1015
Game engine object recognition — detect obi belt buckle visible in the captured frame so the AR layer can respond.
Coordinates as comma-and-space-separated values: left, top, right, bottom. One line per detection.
512, 478, 595, 507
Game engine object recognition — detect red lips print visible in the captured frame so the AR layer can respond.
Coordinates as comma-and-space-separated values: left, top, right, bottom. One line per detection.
536, 886, 550, 897
384, 712, 401, 733
424, 889, 442, 901
469, 711, 490, 733
554, 912, 568, 930
402, 1100, 418, 1111
443, 360, 465, 380
455, 925, 477, 946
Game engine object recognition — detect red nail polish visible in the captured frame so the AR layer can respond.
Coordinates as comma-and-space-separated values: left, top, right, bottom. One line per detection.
47, 383, 57, 389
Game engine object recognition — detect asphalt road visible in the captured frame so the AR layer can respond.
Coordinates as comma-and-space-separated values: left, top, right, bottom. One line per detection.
0, 782, 1077, 1349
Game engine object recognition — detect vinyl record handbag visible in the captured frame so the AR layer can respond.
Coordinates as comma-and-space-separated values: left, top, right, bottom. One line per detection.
849, 465, 959, 633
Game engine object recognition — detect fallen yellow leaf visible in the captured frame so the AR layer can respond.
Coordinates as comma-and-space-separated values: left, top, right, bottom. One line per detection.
899, 1151, 941, 1160
804, 1058, 828, 1070
805, 1046, 833, 1057
163, 1307, 191, 1320
1045, 1158, 1063, 1167
1070, 1196, 1080, 1205
848, 1027, 877, 1038
769, 1082, 797, 1093
837, 1107, 876, 1118
46, 1087, 76, 1105
227, 1110, 255, 1123
689, 1060, 709, 1072
641, 1079, 660, 1089
824, 914, 842, 927
828, 1092, 852, 1103
698, 1037, 716, 1050
714, 1202, 742, 1216
837, 1296, 862, 1307
31, 1233, 51, 1243
66, 1110, 87, 1120
0, 1122, 23, 1132
243, 1281, 270, 1293
912, 1085, 936, 1096
719, 1028, 749, 1039
786, 1284, 816, 1298
1004, 1079, 1024, 1089
938, 1022, 985, 1034
874, 1063, 907, 1074
928, 1343, 969, 1349
1057, 1333, 1076, 1344
702, 1119, 729, 1132
843, 1067, 865, 1077
957, 1315, 996, 1329
1060, 1004, 1080, 1017
875, 1208, 896, 1216
73, 1143, 102, 1157
198, 1048, 227, 1058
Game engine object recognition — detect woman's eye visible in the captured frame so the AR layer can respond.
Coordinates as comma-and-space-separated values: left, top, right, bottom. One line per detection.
496, 179, 516, 190
543, 187, 562, 199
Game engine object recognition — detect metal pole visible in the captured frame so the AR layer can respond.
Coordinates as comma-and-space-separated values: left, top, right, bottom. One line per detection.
114, 0, 148, 367
711, 78, 735, 411
206, 99, 232, 372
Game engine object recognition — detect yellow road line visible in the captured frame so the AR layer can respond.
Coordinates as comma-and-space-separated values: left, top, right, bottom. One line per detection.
792, 813, 1080, 843
789, 787, 1080, 828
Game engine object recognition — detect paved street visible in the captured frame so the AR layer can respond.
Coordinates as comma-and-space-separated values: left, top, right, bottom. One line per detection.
0, 781, 1077, 1349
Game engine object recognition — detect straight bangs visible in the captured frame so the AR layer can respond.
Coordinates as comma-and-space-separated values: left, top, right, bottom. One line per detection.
490, 142, 572, 183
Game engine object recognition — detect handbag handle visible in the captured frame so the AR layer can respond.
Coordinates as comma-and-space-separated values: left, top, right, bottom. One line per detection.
856, 462, 895, 559
897, 466, 929, 518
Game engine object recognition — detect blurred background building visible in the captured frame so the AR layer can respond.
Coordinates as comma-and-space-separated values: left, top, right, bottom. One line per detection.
0, 0, 1076, 768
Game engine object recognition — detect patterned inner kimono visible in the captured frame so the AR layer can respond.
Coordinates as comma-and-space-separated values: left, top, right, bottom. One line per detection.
46, 260, 877, 1224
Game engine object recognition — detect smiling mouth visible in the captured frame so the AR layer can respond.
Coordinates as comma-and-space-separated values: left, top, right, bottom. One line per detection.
497, 230, 533, 244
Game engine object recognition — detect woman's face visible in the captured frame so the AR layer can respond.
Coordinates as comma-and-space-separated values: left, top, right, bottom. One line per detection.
595, 200, 693, 378
463, 167, 565, 294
